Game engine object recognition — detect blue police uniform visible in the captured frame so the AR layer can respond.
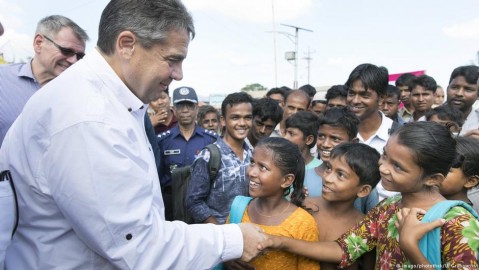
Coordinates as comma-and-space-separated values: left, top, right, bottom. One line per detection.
157, 124, 218, 188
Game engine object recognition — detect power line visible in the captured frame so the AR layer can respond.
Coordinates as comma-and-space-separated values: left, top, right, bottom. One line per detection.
280, 24, 312, 89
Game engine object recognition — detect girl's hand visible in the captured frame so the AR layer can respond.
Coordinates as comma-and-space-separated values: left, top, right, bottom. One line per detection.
395, 208, 445, 250
257, 234, 283, 251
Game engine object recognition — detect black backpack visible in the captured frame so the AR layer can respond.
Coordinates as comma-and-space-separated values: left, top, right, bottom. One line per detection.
171, 144, 221, 223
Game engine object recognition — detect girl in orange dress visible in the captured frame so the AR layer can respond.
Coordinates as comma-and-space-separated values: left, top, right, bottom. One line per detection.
226, 137, 320, 270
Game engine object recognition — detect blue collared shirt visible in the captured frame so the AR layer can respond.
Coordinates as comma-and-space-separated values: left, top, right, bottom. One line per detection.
186, 138, 252, 224
157, 125, 218, 186
0, 61, 41, 146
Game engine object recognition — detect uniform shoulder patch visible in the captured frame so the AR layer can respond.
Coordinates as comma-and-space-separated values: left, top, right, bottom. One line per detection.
157, 130, 172, 140
203, 129, 218, 138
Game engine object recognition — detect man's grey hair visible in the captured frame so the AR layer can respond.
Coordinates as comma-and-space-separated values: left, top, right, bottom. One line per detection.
36, 15, 89, 42
97, 0, 195, 55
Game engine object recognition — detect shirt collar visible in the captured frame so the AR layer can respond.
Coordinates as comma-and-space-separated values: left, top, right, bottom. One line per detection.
86, 48, 146, 113
170, 125, 204, 139
17, 59, 36, 81
216, 137, 251, 153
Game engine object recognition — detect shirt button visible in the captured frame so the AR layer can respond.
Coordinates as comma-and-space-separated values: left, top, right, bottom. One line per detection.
126, 233, 132, 240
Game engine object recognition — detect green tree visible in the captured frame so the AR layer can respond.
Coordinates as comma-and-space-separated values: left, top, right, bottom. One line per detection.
241, 83, 267, 92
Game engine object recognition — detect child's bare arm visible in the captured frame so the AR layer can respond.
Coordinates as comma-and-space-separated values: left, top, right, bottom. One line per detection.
395, 208, 445, 270
258, 235, 343, 262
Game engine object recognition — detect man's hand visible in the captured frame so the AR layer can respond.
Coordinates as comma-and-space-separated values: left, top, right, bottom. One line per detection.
238, 223, 266, 262
149, 109, 168, 127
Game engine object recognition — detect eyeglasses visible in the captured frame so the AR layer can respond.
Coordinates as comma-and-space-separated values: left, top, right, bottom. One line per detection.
43, 35, 85, 60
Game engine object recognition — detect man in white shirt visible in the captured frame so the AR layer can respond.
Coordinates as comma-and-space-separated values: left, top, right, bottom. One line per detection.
0, 1, 264, 269
345, 63, 397, 203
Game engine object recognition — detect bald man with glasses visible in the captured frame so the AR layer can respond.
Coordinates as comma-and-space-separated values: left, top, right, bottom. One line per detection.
0, 15, 88, 146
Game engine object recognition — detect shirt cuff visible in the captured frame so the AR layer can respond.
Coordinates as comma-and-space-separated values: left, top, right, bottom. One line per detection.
220, 224, 243, 261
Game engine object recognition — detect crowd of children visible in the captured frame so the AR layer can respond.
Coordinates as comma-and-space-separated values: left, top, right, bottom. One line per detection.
145, 63, 479, 269
192, 64, 479, 269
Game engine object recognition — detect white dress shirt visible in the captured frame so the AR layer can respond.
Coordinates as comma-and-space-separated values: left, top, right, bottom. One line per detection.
460, 107, 479, 135
0, 48, 242, 269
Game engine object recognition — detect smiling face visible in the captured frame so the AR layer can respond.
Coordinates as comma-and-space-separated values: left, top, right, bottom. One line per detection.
321, 156, 362, 202
379, 135, 424, 193
347, 80, 381, 121
119, 29, 189, 104
248, 145, 291, 198
316, 124, 351, 162
221, 102, 253, 143
34, 27, 86, 82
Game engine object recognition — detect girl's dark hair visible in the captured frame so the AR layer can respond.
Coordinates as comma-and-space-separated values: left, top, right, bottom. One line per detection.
255, 137, 305, 206
393, 122, 456, 178
454, 137, 479, 178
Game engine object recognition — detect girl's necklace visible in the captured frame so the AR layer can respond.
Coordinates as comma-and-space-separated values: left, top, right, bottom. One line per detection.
253, 200, 291, 218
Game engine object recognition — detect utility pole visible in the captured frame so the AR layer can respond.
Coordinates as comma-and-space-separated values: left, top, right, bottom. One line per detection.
303, 47, 315, 84
281, 24, 312, 89
271, 0, 278, 87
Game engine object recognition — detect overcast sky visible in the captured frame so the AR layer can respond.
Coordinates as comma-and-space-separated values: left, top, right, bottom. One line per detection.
1, 0, 479, 99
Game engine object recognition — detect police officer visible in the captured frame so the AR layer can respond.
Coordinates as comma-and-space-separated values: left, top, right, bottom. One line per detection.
158, 86, 219, 221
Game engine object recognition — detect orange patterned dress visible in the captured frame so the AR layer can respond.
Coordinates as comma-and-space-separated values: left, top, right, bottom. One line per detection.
243, 207, 320, 270
335, 196, 479, 269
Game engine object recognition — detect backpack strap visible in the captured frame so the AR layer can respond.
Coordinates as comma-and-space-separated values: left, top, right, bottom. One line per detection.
418, 200, 479, 266
205, 144, 221, 184
229, 195, 253, 224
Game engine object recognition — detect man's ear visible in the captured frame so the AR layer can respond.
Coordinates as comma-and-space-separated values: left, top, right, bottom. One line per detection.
220, 115, 225, 128
281, 174, 295, 189
306, 134, 315, 148
356, 184, 372, 198
464, 175, 479, 189
424, 173, 445, 188
116, 31, 137, 59
33, 34, 45, 53
351, 137, 359, 143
